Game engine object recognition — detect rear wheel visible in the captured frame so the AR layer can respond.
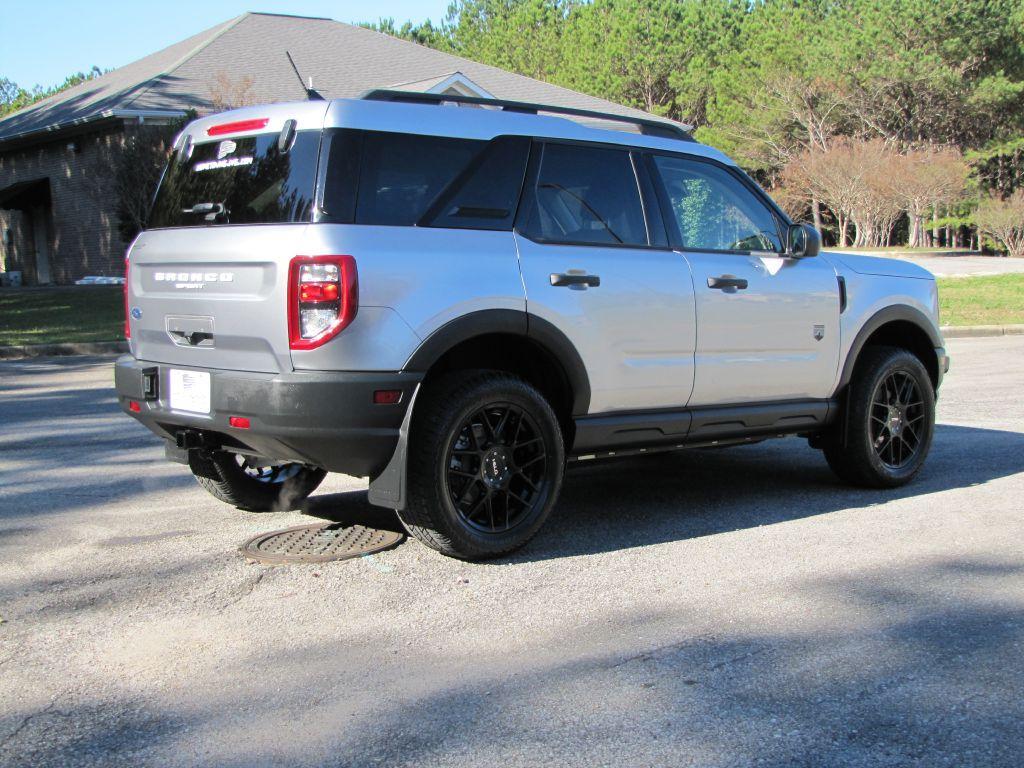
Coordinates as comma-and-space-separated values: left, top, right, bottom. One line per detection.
189, 451, 326, 511
399, 372, 565, 559
823, 346, 935, 487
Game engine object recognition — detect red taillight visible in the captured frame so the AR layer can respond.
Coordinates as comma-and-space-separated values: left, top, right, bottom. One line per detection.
124, 257, 131, 339
229, 416, 251, 429
288, 256, 358, 351
207, 118, 269, 136
128, 400, 141, 413
299, 282, 340, 302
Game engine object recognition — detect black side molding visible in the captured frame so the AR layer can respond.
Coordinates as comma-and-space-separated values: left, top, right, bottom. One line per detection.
572, 399, 836, 454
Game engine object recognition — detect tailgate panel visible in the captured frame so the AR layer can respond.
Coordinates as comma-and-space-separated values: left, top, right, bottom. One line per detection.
127, 225, 307, 373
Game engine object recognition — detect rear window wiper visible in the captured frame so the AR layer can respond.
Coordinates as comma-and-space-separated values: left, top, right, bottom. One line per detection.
181, 202, 229, 223
181, 202, 224, 215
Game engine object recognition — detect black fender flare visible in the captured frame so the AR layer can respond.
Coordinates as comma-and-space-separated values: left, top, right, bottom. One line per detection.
403, 308, 591, 416
838, 304, 942, 390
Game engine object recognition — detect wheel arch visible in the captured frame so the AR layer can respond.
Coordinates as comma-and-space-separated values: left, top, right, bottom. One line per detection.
404, 309, 591, 421
839, 305, 942, 392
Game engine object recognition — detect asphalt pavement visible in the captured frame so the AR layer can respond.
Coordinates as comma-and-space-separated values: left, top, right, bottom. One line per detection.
1, 338, 1022, 767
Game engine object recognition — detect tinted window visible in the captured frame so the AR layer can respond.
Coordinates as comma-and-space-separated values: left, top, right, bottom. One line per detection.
424, 136, 530, 230
318, 130, 484, 226
652, 155, 782, 252
149, 131, 319, 228
520, 143, 648, 246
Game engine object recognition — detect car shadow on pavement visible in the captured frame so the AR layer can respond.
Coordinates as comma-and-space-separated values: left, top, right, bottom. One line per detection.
303, 423, 1024, 562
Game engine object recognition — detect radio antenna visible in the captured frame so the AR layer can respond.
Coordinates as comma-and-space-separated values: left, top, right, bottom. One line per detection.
285, 51, 324, 101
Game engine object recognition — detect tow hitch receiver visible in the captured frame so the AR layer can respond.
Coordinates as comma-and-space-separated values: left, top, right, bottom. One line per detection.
174, 429, 217, 451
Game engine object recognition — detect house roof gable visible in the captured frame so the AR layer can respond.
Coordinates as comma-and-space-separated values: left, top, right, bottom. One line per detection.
0, 12, 680, 146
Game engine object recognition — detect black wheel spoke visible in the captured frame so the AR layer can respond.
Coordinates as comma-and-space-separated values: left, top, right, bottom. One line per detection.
518, 453, 546, 470
493, 407, 513, 443
516, 471, 540, 491
458, 478, 481, 508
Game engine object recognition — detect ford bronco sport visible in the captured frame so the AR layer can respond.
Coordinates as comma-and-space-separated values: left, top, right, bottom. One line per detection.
116, 91, 948, 559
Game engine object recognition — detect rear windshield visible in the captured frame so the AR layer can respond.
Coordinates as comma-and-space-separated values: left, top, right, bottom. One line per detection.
148, 131, 320, 228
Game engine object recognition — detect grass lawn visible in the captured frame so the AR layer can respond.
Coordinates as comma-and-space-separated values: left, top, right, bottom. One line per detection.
0, 286, 124, 346
937, 274, 1024, 326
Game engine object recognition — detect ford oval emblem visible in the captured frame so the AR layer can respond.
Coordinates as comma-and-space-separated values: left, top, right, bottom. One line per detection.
130, 307, 143, 320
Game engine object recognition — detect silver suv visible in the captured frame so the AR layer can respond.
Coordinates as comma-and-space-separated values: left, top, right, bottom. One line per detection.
116, 91, 948, 559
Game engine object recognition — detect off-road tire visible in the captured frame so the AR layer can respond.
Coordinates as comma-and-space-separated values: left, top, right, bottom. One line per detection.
823, 346, 935, 488
188, 451, 326, 512
399, 371, 565, 560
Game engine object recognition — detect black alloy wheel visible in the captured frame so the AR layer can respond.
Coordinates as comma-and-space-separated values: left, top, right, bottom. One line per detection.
869, 370, 926, 469
445, 403, 550, 534
399, 372, 565, 559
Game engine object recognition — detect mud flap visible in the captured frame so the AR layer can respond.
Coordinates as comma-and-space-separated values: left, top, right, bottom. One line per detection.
367, 384, 421, 511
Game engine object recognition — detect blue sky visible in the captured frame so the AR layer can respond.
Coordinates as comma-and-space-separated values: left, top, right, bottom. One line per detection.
1, 1, 451, 90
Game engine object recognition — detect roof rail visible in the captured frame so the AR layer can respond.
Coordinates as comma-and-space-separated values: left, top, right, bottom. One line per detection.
360, 89, 694, 142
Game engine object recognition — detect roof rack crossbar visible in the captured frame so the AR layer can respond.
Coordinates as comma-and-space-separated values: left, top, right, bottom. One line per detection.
360, 89, 694, 142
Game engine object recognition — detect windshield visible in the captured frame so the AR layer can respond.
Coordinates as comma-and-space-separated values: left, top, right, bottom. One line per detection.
148, 131, 320, 228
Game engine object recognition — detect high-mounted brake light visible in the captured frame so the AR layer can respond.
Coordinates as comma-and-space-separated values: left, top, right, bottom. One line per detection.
207, 118, 269, 136
288, 256, 358, 351
123, 257, 131, 339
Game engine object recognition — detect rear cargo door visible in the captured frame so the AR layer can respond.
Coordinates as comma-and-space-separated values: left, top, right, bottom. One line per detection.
127, 225, 308, 373
126, 106, 327, 373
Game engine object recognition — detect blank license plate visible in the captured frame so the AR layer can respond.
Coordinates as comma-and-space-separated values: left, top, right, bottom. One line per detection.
168, 369, 211, 414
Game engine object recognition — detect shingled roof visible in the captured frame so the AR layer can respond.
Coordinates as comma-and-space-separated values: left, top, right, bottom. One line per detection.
0, 12, 675, 147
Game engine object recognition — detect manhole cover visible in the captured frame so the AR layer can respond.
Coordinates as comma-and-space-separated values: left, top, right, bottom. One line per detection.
240, 522, 404, 565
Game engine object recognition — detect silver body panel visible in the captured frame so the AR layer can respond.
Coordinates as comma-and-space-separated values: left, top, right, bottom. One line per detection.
128, 98, 944, 423
514, 234, 696, 413
684, 251, 841, 405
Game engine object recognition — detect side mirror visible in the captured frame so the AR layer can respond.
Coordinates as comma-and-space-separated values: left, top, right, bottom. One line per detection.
788, 223, 820, 258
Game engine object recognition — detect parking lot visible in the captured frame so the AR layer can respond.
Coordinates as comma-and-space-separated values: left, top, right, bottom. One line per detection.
1, 336, 1022, 767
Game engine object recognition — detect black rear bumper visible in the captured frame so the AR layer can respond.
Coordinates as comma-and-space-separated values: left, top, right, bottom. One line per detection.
114, 355, 422, 477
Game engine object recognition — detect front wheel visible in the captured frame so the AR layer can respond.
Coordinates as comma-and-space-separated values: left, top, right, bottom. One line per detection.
399, 372, 565, 559
823, 346, 936, 488
189, 451, 326, 511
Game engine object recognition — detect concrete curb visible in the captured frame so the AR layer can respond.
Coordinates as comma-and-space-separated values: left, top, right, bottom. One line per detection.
941, 324, 1024, 339
0, 341, 128, 360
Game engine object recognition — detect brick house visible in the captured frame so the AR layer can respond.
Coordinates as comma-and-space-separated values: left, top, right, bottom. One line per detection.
0, 12, 671, 284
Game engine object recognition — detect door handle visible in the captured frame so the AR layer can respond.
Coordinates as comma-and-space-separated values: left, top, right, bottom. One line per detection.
707, 276, 748, 291
169, 329, 214, 347
551, 273, 601, 288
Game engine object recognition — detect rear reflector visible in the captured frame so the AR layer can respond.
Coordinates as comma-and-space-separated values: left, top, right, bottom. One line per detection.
288, 256, 358, 351
229, 416, 251, 429
373, 390, 403, 405
207, 118, 269, 136
123, 258, 131, 339
128, 401, 141, 413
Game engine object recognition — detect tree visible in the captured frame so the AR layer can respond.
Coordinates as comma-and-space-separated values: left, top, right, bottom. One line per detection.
443, 0, 573, 81
208, 71, 256, 112
975, 191, 1024, 258
82, 114, 194, 243
888, 148, 970, 248
1, 67, 103, 117
555, 0, 741, 123
359, 18, 451, 48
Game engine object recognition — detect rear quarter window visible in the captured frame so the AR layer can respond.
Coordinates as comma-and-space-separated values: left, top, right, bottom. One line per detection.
148, 131, 320, 228
317, 130, 490, 227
